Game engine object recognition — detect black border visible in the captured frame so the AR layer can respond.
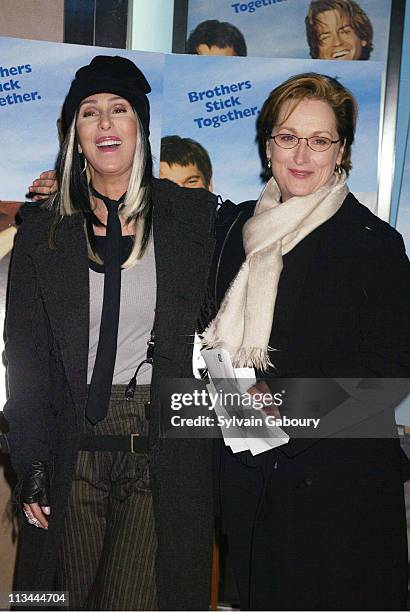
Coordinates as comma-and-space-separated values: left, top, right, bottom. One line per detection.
172, 0, 189, 53
64, 0, 95, 46
377, 0, 406, 218
64, 0, 128, 48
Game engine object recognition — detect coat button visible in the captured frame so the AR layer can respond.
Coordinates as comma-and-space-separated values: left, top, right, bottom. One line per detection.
304, 477, 313, 486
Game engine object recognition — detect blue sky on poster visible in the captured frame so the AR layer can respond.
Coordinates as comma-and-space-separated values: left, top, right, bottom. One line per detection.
0, 37, 381, 205
162, 54, 381, 203
396, 127, 410, 254
0, 37, 164, 202
187, 0, 391, 62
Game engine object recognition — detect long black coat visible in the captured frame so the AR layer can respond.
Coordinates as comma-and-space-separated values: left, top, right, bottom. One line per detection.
213, 193, 410, 610
4, 178, 217, 610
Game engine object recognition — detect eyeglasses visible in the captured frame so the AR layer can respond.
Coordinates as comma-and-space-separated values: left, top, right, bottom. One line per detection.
270, 133, 340, 152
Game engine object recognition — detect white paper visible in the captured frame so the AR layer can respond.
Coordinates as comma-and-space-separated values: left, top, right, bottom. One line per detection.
201, 348, 289, 455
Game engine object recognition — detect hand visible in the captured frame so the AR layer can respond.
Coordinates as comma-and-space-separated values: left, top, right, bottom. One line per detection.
28, 170, 57, 201
247, 380, 281, 417
21, 460, 51, 529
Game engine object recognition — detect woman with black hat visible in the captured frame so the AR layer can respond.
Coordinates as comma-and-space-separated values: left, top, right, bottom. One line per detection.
4, 55, 216, 610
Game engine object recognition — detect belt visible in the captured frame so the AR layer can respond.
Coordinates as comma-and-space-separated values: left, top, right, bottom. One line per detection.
79, 433, 148, 453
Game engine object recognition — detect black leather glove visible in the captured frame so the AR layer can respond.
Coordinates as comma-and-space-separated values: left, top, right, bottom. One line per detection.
21, 460, 50, 506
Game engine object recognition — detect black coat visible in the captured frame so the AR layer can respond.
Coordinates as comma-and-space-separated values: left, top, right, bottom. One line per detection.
4, 178, 217, 610
213, 193, 410, 610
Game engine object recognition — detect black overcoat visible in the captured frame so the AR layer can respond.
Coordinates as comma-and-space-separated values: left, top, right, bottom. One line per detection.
213, 193, 410, 610
4, 178, 217, 610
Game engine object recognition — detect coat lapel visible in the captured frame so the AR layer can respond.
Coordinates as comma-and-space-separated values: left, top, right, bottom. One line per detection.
33, 215, 89, 409
269, 231, 321, 352
152, 180, 216, 365
32, 180, 216, 407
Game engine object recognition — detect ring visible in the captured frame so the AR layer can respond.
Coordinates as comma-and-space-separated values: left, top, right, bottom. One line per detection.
23, 509, 42, 527
23, 509, 34, 521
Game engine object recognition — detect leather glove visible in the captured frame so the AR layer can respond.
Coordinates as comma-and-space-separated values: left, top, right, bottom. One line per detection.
21, 460, 50, 506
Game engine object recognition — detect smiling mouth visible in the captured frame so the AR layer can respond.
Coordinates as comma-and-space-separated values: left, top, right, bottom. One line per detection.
96, 139, 122, 150
289, 169, 313, 178
332, 49, 350, 59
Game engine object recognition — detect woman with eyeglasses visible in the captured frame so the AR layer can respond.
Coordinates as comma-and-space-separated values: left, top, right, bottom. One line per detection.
204, 72, 410, 610
4, 55, 216, 610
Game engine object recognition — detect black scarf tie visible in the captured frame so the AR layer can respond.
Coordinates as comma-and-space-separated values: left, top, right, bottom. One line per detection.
86, 185, 126, 424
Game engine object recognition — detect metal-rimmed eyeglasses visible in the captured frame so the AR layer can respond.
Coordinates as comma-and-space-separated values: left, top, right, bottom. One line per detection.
270, 133, 340, 152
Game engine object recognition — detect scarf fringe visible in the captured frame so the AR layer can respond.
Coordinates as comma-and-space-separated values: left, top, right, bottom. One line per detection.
201, 335, 273, 373
233, 346, 272, 371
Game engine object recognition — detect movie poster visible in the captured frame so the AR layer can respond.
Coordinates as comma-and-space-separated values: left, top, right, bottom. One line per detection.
185, 0, 391, 63
161, 53, 382, 208
0, 36, 384, 411
396, 127, 410, 257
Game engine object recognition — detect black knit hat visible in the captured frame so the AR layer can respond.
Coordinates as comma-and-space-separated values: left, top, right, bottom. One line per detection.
61, 55, 151, 137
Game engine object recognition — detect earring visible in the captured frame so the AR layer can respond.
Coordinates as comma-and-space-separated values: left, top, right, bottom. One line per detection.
335, 163, 342, 175
267, 158, 271, 169
81, 156, 88, 174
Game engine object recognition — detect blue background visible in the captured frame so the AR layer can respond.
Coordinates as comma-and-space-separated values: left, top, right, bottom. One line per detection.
162, 54, 382, 205
187, 0, 391, 62
0, 37, 164, 201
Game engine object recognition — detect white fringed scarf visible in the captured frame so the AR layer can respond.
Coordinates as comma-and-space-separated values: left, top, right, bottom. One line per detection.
202, 171, 348, 370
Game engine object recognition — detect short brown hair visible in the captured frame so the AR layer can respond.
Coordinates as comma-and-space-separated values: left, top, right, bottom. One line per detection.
160, 135, 213, 189
257, 72, 357, 179
186, 20, 247, 56
305, 0, 373, 60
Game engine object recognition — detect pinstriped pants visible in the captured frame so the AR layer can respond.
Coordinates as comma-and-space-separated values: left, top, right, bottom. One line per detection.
56, 385, 158, 611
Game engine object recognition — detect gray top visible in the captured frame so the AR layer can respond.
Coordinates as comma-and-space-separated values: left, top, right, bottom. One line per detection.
88, 238, 156, 385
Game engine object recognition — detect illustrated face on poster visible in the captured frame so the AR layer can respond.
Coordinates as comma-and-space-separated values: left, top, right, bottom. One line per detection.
159, 135, 213, 190
185, 0, 390, 62
309, 6, 370, 60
